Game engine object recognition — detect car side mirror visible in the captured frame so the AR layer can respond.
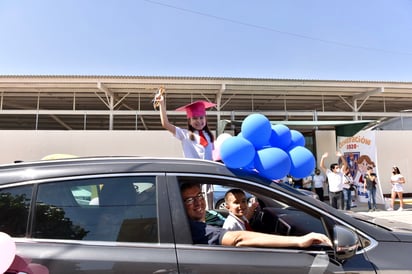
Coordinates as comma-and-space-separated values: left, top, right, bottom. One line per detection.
333, 225, 359, 261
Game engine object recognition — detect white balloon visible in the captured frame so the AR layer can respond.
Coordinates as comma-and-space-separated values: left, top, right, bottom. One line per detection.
0, 232, 16, 273
213, 133, 233, 161
215, 133, 232, 146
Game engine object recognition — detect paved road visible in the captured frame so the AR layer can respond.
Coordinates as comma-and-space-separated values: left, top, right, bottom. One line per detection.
321, 196, 412, 225
347, 199, 412, 226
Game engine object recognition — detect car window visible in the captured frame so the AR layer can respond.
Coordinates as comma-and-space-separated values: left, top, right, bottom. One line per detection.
33, 176, 158, 243
178, 176, 327, 238
0, 185, 33, 237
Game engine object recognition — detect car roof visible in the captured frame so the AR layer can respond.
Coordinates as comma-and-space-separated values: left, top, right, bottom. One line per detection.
0, 156, 244, 185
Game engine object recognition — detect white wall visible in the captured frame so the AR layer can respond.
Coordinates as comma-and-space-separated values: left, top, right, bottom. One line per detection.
375, 131, 412, 194
2, 129, 412, 195
0, 130, 184, 164
315, 130, 337, 169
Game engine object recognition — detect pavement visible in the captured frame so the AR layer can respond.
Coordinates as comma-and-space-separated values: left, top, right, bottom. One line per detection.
344, 198, 412, 226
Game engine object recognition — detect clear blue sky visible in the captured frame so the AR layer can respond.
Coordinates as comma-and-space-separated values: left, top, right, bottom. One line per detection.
1, 0, 412, 81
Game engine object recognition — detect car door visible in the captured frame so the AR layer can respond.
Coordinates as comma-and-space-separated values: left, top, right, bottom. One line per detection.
168, 174, 362, 273
176, 244, 341, 273
1, 174, 179, 274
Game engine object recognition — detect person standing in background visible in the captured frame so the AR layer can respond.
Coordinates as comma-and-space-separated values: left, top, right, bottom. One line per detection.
320, 151, 348, 209
388, 166, 406, 211
364, 166, 378, 212
343, 167, 354, 211
292, 176, 303, 189
312, 169, 326, 202
302, 174, 313, 191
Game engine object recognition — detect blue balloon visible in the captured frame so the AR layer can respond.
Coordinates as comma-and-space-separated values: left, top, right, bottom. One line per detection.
269, 124, 291, 149
288, 130, 305, 149
243, 158, 256, 172
241, 113, 272, 149
220, 136, 256, 168
254, 147, 291, 180
288, 146, 315, 178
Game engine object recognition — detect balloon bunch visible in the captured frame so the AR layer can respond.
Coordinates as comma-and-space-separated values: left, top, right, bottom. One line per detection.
214, 113, 315, 180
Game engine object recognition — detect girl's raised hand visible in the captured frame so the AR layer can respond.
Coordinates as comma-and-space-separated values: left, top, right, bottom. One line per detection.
153, 87, 165, 109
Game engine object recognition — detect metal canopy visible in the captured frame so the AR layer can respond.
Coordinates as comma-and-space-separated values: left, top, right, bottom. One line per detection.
0, 75, 412, 133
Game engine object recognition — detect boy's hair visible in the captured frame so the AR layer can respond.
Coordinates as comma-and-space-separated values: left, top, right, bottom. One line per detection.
224, 188, 246, 203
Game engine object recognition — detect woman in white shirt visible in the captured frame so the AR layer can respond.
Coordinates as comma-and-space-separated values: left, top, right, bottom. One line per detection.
389, 166, 406, 211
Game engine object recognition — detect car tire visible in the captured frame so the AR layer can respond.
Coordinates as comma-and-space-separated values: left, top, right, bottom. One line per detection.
215, 199, 226, 209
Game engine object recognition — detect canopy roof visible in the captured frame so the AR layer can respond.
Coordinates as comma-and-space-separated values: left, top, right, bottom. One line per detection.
1, 75, 412, 133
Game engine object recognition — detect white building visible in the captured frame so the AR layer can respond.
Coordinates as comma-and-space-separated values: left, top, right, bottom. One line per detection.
1, 75, 412, 195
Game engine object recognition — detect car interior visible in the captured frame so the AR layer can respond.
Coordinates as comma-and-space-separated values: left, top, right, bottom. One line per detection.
177, 176, 328, 238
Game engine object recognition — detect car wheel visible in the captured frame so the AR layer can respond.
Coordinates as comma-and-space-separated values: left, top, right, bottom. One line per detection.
215, 199, 226, 209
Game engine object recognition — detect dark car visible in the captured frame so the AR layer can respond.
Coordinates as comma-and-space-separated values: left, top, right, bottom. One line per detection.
1, 157, 412, 273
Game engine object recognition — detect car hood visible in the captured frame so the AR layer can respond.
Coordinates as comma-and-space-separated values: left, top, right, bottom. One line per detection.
348, 212, 412, 238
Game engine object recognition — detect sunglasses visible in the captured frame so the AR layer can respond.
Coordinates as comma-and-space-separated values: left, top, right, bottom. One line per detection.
183, 192, 205, 205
